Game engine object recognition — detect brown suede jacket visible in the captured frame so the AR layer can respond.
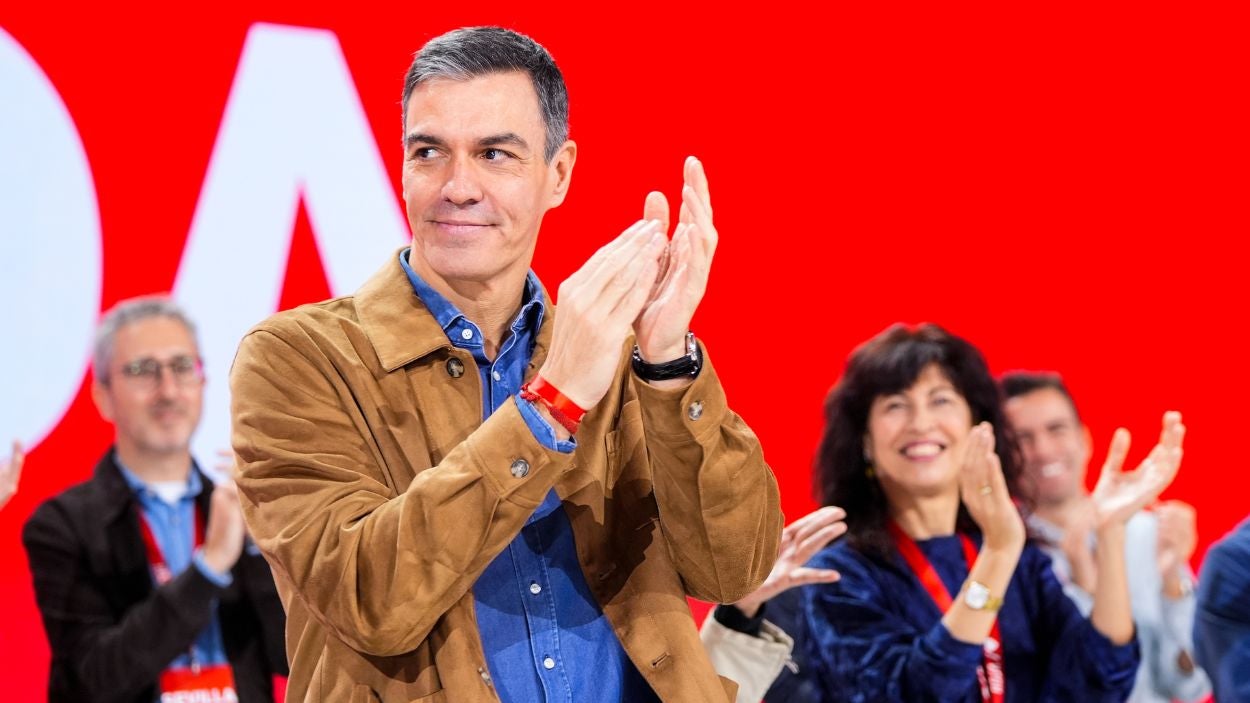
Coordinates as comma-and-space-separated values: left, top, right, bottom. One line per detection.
230, 252, 782, 702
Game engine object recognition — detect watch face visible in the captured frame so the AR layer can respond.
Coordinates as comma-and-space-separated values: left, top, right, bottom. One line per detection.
965, 582, 990, 609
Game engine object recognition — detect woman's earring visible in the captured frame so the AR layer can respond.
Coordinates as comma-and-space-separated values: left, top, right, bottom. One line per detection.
864, 464, 875, 479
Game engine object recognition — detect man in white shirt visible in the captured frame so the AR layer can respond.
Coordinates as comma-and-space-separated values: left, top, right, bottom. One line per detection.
1001, 371, 1209, 703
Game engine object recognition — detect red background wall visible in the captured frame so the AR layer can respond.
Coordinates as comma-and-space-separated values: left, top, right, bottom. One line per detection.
2, 3, 1246, 698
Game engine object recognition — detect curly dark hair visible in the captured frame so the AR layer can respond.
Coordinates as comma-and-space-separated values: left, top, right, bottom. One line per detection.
814, 323, 1024, 558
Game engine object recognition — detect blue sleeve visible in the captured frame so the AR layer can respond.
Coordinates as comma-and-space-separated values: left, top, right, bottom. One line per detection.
516, 396, 576, 453
1217, 637, 1250, 703
1195, 528, 1250, 702
192, 549, 234, 588
1024, 544, 1139, 699
802, 545, 983, 703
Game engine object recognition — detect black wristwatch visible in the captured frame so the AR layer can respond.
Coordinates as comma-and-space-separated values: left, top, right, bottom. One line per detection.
631, 332, 703, 381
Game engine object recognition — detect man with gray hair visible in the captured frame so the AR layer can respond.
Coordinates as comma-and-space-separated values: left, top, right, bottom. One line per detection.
23, 296, 287, 702
231, 26, 781, 702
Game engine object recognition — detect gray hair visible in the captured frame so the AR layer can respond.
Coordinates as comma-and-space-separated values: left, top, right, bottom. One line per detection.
401, 26, 569, 162
93, 296, 199, 382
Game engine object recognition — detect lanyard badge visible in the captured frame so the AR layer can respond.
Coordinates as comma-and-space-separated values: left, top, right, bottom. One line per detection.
136, 505, 239, 701
159, 665, 238, 702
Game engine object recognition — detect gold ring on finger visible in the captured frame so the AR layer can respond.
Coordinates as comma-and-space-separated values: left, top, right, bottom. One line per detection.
979, 484, 992, 496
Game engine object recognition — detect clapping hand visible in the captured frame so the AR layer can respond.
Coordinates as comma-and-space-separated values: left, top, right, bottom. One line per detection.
732, 506, 847, 618
540, 220, 667, 409
634, 156, 718, 364
1, 439, 24, 511
957, 423, 1025, 552
1091, 412, 1185, 529
1154, 499, 1197, 578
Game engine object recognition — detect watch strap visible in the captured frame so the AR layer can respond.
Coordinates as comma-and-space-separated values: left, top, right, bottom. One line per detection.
631, 332, 703, 381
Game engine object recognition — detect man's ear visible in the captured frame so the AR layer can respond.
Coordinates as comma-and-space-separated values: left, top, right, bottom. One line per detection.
92, 380, 114, 423
547, 139, 577, 208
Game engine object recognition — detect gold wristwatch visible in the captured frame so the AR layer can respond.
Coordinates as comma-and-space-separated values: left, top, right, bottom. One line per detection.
963, 580, 1003, 611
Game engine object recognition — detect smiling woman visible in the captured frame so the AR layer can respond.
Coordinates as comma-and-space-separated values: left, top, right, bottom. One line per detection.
816, 324, 1019, 557
801, 323, 1185, 702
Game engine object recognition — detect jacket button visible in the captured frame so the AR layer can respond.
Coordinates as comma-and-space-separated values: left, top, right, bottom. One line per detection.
510, 459, 530, 478
688, 400, 704, 421
446, 358, 465, 378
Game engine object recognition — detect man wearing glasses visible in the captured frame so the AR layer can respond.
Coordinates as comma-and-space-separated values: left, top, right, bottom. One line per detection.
22, 296, 287, 702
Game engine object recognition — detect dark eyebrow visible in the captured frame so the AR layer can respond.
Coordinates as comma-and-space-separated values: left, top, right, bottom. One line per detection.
478, 133, 529, 150
405, 132, 447, 148
403, 132, 531, 152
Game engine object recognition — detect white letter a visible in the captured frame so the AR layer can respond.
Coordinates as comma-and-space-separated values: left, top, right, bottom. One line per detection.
175, 23, 409, 461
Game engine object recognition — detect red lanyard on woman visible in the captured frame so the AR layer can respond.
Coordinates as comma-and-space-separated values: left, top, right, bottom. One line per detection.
889, 522, 1005, 703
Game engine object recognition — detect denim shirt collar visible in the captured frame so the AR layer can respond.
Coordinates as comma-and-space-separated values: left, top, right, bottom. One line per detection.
398, 247, 547, 345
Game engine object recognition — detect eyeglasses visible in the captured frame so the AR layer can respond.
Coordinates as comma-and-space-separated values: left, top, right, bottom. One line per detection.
114, 355, 204, 389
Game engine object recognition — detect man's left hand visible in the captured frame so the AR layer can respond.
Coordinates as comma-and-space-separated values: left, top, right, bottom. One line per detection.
634, 156, 718, 363
1156, 499, 1197, 581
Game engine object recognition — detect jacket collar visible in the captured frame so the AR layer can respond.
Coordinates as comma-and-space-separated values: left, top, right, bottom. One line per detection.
93, 449, 138, 523
355, 247, 554, 373
92, 447, 211, 523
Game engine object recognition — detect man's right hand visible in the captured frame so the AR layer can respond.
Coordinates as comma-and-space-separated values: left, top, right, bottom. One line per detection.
538, 219, 667, 411
202, 478, 247, 574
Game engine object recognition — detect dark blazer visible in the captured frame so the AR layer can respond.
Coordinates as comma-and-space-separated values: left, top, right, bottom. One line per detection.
22, 449, 288, 703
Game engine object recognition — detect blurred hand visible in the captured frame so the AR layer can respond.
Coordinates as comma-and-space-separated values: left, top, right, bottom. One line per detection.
0, 440, 24, 511
958, 423, 1025, 553
201, 478, 246, 574
1058, 496, 1099, 593
1091, 412, 1185, 529
539, 220, 666, 410
1155, 499, 1197, 578
213, 449, 237, 481
733, 506, 847, 618
634, 156, 718, 364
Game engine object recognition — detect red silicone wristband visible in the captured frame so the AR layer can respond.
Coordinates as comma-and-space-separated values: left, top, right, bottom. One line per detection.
526, 376, 588, 423
520, 387, 580, 435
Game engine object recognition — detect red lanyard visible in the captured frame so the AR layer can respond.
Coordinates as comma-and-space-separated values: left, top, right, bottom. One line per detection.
889, 522, 1005, 703
136, 505, 204, 586
136, 504, 207, 674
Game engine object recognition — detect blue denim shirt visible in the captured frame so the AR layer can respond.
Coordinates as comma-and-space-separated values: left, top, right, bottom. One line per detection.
399, 250, 657, 702
116, 462, 230, 670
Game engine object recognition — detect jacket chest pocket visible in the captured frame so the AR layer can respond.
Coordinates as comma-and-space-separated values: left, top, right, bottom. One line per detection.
604, 401, 651, 498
